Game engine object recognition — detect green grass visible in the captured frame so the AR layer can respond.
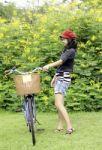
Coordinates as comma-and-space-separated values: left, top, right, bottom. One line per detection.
0, 110, 102, 150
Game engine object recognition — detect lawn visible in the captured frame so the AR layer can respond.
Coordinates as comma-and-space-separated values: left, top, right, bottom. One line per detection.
0, 110, 102, 150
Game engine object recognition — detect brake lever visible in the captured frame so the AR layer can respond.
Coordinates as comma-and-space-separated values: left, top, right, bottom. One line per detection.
4, 70, 11, 75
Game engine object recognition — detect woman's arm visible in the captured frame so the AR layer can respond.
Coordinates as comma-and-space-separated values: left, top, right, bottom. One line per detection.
43, 59, 63, 71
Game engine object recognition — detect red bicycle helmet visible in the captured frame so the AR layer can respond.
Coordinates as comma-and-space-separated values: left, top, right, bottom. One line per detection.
60, 29, 77, 39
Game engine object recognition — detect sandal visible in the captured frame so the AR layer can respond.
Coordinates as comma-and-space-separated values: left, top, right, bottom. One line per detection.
66, 128, 75, 134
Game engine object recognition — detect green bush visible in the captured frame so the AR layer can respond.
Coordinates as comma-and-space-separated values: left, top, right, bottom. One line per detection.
0, 0, 102, 111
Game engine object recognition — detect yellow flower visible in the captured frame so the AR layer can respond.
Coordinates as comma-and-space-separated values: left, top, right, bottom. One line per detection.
42, 96, 49, 105
0, 33, 4, 39
0, 17, 7, 23
11, 20, 20, 27
90, 80, 94, 85
50, 35, 58, 41
33, 33, 40, 39
79, 42, 85, 48
54, 23, 60, 27
81, 64, 86, 68
91, 35, 96, 41
40, 28, 46, 33
40, 15, 47, 23
48, 6, 55, 12
53, 30, 58, 33
44, 76, 51, 81
86, 40, 92, 46
99, 69, 102, 73
43, 96, 48, 101
0, 27, 8, 32
20, 40, 27, 44
97, 17, 102, 22
96, 47, 100, 50
68, 2, 77, 8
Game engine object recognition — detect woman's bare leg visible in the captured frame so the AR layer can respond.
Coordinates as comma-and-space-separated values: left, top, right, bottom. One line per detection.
57, 98, 65, 129
57, 110, 65, 130
55, 93, 72, 130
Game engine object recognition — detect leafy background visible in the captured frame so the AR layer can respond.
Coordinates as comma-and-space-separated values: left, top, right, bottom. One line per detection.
0, 0, 102, 112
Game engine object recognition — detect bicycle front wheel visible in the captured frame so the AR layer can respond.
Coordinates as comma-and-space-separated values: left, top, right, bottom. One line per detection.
28, 97, 36, 145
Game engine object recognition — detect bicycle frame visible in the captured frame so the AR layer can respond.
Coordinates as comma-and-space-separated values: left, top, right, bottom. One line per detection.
23, 94, 36, 124
5, 66, 42, 145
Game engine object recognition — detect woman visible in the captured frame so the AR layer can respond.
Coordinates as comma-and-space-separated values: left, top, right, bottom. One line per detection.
43, 29, 77, 134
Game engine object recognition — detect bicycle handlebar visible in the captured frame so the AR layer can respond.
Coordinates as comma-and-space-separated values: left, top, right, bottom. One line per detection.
5, 66, 42, 75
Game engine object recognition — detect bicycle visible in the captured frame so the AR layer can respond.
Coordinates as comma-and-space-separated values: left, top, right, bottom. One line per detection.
5, 66, 42, 145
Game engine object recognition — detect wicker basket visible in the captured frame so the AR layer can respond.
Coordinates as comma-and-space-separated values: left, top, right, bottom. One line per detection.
14, 73, 41, 96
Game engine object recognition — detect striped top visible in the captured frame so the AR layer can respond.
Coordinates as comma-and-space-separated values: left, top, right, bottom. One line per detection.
55, 72, 71, 82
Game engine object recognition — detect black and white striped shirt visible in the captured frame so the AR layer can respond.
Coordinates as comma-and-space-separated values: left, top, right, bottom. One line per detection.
55, 72, 71, 83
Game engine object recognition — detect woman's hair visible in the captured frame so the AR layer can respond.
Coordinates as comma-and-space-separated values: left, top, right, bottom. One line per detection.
66, 38, 77, 49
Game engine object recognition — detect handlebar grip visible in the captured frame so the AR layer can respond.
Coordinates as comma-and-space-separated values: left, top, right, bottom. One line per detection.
4, 70, 10, 74
4, 66, 16, 75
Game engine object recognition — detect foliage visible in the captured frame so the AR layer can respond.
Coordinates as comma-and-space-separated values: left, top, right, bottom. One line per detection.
0, 0, 102, 111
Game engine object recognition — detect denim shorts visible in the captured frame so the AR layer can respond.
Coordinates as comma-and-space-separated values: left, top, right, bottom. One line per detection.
54, 76, 71, 96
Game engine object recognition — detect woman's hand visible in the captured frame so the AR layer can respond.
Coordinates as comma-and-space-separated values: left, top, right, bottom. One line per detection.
42, 65, 50, 71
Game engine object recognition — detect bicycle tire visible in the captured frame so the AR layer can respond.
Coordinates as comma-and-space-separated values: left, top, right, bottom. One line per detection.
28, 97, 36, 145
28, 123, 31, 132
23, 98, 31, 133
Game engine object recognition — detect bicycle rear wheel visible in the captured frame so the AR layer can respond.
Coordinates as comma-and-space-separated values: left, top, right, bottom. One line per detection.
28, 97, 36, 145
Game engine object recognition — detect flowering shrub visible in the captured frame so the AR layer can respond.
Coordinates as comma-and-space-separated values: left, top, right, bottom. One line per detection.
0, 1, 102, 111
